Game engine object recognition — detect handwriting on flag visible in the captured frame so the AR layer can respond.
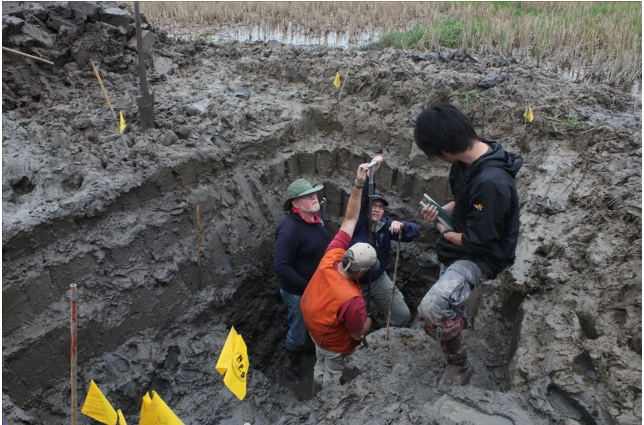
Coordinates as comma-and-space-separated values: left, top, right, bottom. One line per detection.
216, 327, 249, 400
333, 72, 341, 88
523, 105, 534, 122
81, 380, 118, 425
139, 391, 185, 425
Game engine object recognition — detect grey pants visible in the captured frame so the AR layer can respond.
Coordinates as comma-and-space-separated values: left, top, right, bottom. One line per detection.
362, 272, 411, 327
312, 340, 348, 388
417, 260, 486, 325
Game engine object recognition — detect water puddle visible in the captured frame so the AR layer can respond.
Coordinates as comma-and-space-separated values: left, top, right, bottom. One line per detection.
439, 400, 513, 425
168, 24, 380, 49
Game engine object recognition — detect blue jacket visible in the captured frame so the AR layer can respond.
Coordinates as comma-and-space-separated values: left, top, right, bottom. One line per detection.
350, 177, 420, 284
274, 212, 330, 295
437, 140, 523, 278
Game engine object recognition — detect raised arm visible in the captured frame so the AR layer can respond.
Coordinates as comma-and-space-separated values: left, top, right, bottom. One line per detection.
339, 163, 370, 237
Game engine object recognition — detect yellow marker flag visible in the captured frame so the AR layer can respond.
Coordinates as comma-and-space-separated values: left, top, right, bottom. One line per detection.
216, 327, 249, 400
333, 72, 341, 88
117, 409, 127, 425
119, 111, 126, 133
139, 391, 185, 425
81, 380, 118, 425
523, 105, 534, 122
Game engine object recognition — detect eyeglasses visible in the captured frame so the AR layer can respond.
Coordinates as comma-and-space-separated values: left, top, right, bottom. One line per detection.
372, 204, 385, 211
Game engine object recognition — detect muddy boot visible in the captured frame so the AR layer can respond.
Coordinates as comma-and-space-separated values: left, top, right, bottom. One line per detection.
439, 329, 472, 387
311, 380, 322, 398
303, 334, 316, 355
282, 349, 303, 383
421, 316, 472, 387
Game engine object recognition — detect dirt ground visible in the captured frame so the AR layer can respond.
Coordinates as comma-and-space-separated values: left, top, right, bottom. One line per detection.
2, 2, 641, 425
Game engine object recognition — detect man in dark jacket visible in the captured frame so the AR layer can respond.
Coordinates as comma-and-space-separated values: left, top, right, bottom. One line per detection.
351, 155, 420, 327
414, 103, 523, 387
274, 178, 330, 381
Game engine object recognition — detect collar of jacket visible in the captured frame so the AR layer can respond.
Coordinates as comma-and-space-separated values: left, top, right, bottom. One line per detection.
374, 220, 387, 233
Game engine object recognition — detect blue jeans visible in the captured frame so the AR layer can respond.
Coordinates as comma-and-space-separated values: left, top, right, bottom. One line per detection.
280, 288, 307, 352
417, 260, 486, 325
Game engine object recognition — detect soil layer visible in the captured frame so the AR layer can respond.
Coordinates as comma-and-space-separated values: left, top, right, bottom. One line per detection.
2, 2, 641, 424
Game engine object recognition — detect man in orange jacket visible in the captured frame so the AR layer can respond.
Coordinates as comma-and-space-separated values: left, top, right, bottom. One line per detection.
301, 160, 378, 390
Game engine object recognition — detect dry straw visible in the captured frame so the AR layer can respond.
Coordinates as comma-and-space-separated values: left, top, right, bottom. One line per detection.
139, 2, 641, 88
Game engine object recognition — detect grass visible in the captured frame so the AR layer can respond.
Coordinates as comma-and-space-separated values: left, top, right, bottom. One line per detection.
138, 1, 641, 88
459, 91, 475, 105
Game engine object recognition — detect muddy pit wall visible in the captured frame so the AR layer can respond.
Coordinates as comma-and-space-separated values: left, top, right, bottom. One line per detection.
1, 112, 447, 413
503, 122, 642, 424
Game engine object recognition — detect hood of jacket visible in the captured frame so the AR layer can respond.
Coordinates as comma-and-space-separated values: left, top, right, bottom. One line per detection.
467, 140, 523, 179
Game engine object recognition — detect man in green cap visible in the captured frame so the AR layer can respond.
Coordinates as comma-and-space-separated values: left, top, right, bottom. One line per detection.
274, 178, 330, 382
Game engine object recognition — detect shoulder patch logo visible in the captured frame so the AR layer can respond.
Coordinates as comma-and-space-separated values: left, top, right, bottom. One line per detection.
474, 204, 483, 211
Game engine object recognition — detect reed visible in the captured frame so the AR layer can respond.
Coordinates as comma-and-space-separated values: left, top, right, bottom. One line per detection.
139, 1, 641, 88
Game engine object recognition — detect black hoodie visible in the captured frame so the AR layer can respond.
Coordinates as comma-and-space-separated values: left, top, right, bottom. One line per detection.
436, 140, 523, 278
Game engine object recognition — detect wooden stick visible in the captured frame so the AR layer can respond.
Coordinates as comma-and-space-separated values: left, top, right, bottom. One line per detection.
70, 284, 78, 425
2, 46, 54, 66
338, 63, 351, 102
89, 59, 117, 119
385, 230, 403, 340
196, 205, 202, 266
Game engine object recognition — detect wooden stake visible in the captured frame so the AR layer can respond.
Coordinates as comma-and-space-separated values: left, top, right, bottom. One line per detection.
338, 63, 351, 102
196, 205, 202, 266
70, 284, 78, 425
89, 59, 117, 119
385, 230, 403, 340
2, 46, 54, 66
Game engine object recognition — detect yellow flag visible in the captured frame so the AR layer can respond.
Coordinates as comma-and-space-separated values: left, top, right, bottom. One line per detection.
139, 391, 185, 425
333, 72, 341, 88
119, 111, 126, 133
117, 409, 127, 425
216, 327, 249, 400
81, 380, 118, 425
523, 105, 534, 122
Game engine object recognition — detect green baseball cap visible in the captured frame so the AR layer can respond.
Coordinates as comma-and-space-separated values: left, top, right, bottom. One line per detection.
283, 179, 324, 211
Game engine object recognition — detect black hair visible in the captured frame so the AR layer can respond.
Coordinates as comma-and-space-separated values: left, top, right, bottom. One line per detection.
414, 103, 479, 158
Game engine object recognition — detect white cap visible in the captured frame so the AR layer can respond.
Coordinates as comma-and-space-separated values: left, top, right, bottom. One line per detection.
343, 243, 379, 272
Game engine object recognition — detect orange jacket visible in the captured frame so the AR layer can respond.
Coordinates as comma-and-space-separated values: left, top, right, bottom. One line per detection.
301, 247, 364, 354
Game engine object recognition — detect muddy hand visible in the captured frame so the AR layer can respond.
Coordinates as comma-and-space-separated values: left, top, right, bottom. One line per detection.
421, 204, 439, 223
389, 220, 404, 234
356, 163, 369, 184
368, 155, 384, 174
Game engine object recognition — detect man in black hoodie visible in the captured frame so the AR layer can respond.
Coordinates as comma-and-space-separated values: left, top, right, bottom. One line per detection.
414, 103, 523, 387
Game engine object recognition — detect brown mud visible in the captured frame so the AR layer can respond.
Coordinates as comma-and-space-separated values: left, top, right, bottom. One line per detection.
2, 2, 641, 424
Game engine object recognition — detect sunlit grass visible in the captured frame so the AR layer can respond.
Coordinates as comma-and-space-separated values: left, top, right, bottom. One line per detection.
139, 1, 641, 88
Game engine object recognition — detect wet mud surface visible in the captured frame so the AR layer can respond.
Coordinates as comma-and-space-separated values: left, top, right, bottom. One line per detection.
2, 2, 641, 424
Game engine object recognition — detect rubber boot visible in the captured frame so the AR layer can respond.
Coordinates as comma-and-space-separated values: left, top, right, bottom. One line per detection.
311, 380, 322, 398
282, 350, 303, 383
439, 329, 472, 387
421, 316, 472, 387
303, 334, 316, 355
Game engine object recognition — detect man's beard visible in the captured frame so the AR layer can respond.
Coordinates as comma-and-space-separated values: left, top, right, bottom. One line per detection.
299, 201, 320, 213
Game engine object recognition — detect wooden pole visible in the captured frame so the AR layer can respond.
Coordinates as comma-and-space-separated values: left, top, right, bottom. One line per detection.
2, 46, 54, 66
385, 230, 403, 340
89, 59, 117, 119
70, 284, 78, 425
134, 1, 155, 130
366, 166, 375, 316
337, 63, 351, 102
196, 205, 202, 266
